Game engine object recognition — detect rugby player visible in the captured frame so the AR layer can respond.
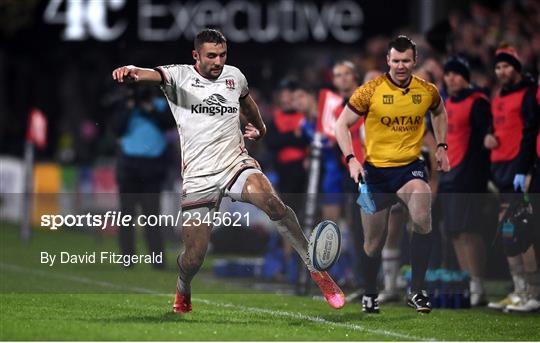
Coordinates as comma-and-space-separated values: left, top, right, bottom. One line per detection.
112, 29, 345, 313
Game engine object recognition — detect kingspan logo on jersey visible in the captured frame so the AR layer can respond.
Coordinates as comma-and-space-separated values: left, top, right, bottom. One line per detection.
191, 94, 238, 116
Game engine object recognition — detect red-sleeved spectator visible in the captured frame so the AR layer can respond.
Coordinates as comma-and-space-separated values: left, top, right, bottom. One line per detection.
506, 79, 540, 313
440, 55, 492, 306
265, 79, 310, 276
266, 80, 310, 200
484, 45, 540, 313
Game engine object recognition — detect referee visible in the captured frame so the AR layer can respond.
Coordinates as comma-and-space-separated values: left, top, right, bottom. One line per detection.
336, 35, 450, 314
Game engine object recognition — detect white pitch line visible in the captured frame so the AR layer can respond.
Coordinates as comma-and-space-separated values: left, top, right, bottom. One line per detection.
0, 262, 434, 341
194, 298, 434, 341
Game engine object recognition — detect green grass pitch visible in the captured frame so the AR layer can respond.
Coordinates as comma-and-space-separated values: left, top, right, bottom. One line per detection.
0, 223, 538, 341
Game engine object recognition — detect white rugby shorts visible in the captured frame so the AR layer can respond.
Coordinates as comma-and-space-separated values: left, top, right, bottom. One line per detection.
181, 153, 262, 211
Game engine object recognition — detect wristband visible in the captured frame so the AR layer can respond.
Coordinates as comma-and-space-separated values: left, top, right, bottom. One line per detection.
437, 143, 448, 150
345, 154, 355, 164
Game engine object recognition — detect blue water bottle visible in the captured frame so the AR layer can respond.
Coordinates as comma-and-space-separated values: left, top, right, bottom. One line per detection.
432, 269, 443, 308
460, 271, 471, 309
439, 269, 453, 308
425, 269, 438, 308
451, 271, 464, 309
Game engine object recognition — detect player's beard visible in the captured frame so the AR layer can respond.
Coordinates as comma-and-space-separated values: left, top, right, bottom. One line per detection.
201, 64, 223, 80
195, 61, 220, 80
209, 67, 223, 78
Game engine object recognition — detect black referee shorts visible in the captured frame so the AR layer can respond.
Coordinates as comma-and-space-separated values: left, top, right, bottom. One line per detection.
364, 159, 429, 211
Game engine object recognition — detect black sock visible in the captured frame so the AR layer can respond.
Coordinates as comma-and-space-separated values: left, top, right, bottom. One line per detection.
362, 253, 381, 295
410, 231, 433, 292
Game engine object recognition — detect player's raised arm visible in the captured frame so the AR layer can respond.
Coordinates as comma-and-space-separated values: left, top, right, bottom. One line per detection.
240, 94, 267, 140
111, 65, 162, 84
430, 98, 451, 172
335, 106, 363, 182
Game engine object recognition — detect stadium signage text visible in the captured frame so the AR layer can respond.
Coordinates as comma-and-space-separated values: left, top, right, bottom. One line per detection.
43, 0, 364, 43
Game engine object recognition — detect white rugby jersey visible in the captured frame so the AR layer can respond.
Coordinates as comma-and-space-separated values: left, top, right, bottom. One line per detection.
155, 64, 250, 177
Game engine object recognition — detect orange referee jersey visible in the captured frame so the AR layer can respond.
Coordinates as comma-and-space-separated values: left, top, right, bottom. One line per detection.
347, 73, 441, 167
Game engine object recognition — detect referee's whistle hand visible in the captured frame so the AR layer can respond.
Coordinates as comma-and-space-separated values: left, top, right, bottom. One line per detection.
435, 149, 451, 172
348, 158, 364, 183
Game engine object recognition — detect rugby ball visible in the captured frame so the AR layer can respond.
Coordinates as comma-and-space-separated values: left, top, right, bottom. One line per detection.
308, 220, 341, 271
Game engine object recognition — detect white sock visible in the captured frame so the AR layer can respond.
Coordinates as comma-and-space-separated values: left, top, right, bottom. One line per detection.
470, 277, 485, 294
512, 273, 527, 295
382, 248, 400, 292
274, 206, 315, 272
509, 261, 526, 295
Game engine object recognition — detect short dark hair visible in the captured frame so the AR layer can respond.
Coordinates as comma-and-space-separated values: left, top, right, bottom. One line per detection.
194, 29, 227, 51
388, 35, 417, 60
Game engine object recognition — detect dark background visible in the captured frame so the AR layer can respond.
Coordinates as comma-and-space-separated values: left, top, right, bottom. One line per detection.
1, 0, 516, 160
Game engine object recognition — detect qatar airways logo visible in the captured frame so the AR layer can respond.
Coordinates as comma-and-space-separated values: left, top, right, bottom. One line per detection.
191, 94, 238, 116
380, 115, 423, 132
